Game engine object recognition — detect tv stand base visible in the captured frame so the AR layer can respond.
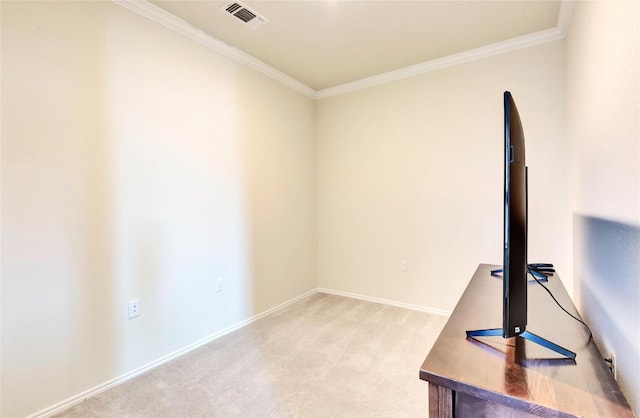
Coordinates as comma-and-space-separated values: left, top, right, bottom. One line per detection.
465, 328, 576, 360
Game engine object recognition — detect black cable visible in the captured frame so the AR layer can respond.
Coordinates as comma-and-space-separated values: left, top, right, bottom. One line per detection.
527, 266, 593, 341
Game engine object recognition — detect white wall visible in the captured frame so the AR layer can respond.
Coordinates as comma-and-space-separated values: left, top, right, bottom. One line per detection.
565, 1, 640, 414
4, 1, 637, 416
1, 2, 316, 416
317, 41, 568, 311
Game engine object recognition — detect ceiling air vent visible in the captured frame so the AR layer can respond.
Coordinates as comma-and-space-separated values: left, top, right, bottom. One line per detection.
221, 2, 268, 30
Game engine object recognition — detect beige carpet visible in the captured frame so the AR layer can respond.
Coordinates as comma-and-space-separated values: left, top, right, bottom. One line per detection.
56, 292, 448, 417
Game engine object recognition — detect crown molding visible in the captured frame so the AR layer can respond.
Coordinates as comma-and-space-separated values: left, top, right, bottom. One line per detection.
114, 0, 572, 101
113, 0, 316, 99
316, 27, 565, 99
557, 0, 575, 36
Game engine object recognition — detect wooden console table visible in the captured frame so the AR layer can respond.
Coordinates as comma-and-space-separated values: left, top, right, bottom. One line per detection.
420, 264, 634, 417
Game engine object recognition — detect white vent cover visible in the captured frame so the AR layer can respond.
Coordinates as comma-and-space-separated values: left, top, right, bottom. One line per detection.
221, 2, 268, 29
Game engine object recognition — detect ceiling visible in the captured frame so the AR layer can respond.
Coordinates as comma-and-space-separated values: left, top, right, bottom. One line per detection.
150, 0, 562, 91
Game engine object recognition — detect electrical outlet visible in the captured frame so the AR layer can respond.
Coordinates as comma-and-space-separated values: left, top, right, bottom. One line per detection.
610, 353, 617, 380
400, 260, 409, 272
128, 299, 140, 319
605, 353, 617, 380
216, 278, 224, 293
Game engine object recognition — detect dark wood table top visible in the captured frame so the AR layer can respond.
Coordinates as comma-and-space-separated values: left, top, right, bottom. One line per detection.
420, 264, 634, 418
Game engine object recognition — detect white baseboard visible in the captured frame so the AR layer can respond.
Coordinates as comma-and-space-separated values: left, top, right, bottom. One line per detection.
28, 287, 446, 417
28, 288, 317, 418
317, 288, 451, 317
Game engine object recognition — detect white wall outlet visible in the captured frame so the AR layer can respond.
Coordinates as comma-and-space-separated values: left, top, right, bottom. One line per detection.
400, 260, 409, 272
605, 353, 617, 380
216, 278, 224, 292
610, 353, 617, 380
128, 299, 140, 319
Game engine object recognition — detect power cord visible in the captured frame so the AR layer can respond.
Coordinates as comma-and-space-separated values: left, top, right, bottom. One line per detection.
527, 265, 593, 341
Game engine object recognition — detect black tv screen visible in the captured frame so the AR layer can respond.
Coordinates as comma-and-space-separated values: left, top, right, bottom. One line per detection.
503, 91, 528, 338
466, 92, 576, 359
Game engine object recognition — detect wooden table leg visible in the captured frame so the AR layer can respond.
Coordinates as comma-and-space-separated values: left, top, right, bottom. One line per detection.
429, 382, 453, 418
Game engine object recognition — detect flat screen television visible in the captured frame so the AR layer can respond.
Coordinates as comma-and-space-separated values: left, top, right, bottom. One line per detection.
465, 91, 575, 360
503, 90, 528, 338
